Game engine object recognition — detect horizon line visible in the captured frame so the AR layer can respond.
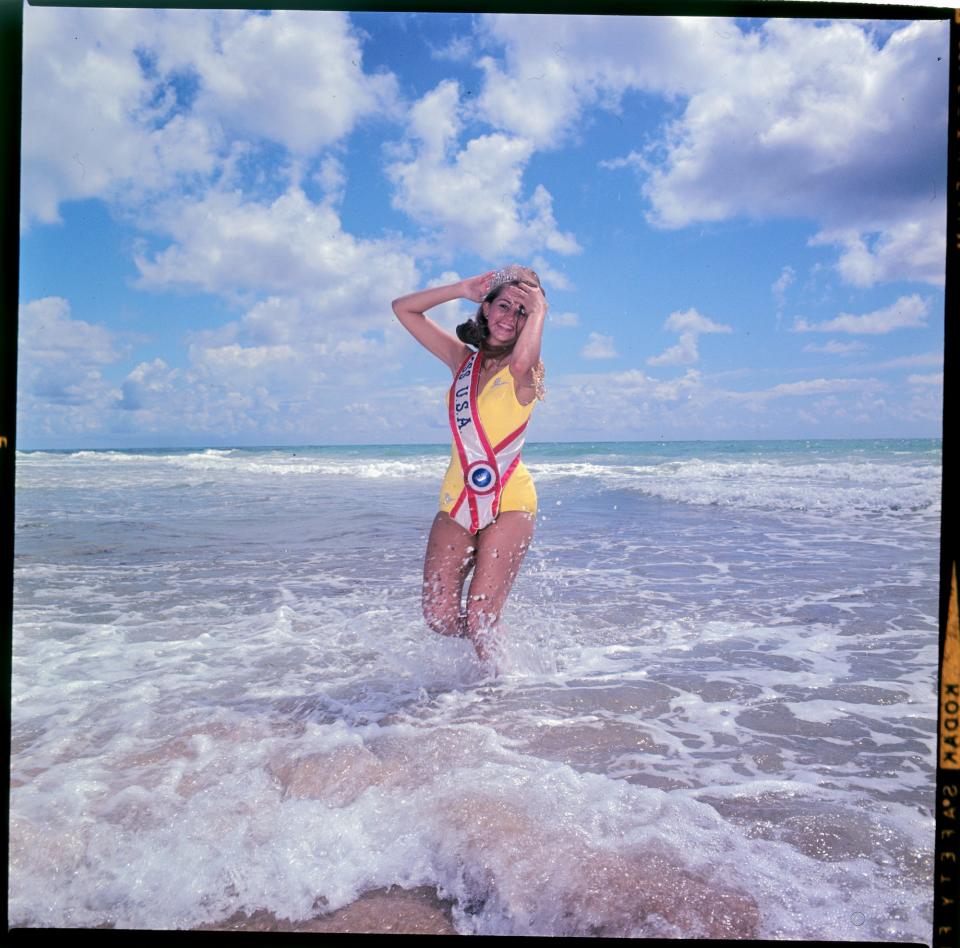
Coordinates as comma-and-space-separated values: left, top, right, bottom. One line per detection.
14, 434, 945, 453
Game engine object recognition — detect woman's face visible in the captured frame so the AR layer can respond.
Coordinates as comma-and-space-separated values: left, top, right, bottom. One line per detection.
484, 285, 528, 345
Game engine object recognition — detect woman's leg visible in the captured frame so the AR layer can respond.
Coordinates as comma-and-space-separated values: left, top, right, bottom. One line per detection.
422, 512, 476, 638
464, 511, 535, 660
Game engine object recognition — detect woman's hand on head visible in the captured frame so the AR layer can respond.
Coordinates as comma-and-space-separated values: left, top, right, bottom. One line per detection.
516, 280, 547, 321
461, 271, 495, 303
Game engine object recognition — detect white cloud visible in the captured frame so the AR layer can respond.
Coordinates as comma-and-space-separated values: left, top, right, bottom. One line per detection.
16, 297, 126, 440
530, 256, 572, 292
120, 358, 179, 411
766, 378, 881, 398
386, 80, 580, 260
873, 351, 943, 369
599, 152, 645, 174
593, 18, 948, 287
134, 185, 417, 328
17, 297, 123, 406
119, 178, 429, 428
640, 21, 945, 219
663, 309, 731, 335
192, 343, 300, 380
108, 333, 413, 440
730, 377, 885, 404
808, 222, 946, 288
145, 271, 452, 435
313, 156, 348, 207
474, 15, 718, 148
21, 7, 218, 226
581, 332, 617, 359
528, 366, 709, 439
521, 361, 936, 442
803, 340, 868, 355
187, 10, 398, 155
21, 7, 399, 228
472, 14, 946, 287
772, 266, 795, 308
551, 311, 580, 327
647, 333, 699, 367
648, 307, 732, 365
610, 368, 702, 402
792, 294, 929, 334
907, 372, 943, 386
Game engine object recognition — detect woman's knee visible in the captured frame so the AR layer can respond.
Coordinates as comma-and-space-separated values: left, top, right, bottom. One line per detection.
422, 585, 463, 637
464, 593, 499, 638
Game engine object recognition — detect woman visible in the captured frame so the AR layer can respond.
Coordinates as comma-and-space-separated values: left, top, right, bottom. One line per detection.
392, 266, 547, 664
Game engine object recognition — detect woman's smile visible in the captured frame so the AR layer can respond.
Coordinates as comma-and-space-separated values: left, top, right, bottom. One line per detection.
488, 294, 527, 340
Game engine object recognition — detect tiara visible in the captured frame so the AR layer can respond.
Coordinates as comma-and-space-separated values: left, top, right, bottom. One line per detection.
489, 264, 539, 291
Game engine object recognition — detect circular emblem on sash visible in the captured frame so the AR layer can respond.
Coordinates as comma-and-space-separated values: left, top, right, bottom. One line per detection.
466, 461, 497, 495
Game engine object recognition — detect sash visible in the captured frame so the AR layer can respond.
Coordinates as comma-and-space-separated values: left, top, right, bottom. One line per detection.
449, 351, 528, 534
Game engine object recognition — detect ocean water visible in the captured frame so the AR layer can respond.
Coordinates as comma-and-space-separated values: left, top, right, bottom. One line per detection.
10, 439, 941, 939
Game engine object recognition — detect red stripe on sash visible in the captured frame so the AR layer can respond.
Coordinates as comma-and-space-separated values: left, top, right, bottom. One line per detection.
501, 454, 521, 486
492, 455, 521, 519
493, 420, 528, 454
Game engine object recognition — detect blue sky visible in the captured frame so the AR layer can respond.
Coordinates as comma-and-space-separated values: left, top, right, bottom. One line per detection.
17, 6, 947, 448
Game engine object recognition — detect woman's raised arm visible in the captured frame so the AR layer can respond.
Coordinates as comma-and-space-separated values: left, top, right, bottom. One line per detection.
391, 273, 492, 374
509, 281, 547, 378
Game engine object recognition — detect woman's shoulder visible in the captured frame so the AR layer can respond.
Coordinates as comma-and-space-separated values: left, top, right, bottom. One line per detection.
447, 345, 474, 376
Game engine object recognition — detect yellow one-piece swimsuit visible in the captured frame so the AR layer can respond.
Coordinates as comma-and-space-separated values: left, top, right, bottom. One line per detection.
439, 365, 538, 520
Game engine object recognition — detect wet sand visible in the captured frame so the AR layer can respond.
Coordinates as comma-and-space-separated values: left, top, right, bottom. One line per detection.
196, 885, 459, 935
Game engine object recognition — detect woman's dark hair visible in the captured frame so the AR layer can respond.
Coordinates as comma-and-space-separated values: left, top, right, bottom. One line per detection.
455, 267, 544, 357
455, 307, 490, 348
